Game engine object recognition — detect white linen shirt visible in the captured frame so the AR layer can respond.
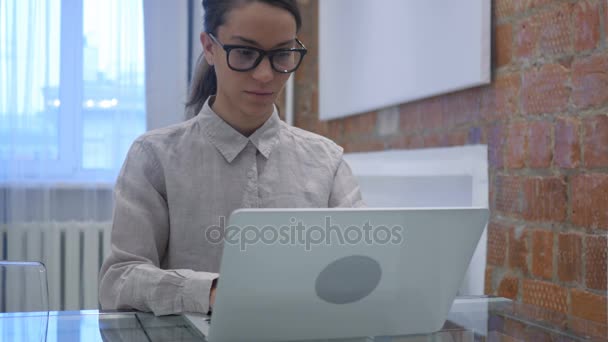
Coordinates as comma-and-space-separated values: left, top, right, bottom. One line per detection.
98, 98, 364, 315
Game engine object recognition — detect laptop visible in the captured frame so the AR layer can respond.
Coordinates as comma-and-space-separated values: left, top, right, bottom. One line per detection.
198, 207, 488, 342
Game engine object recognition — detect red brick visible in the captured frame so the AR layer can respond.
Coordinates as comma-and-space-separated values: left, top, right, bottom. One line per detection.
442, 88, 481, 127
422, 132, 443, 148
515, 3, 573, 59
522, 177, 567, 222
511, 298, 569, 328
295, 116, 314, 131
572, 53, 608, 110
522, 279, 568, 313
528, 120, 552, 169
488, 124, 506, 169
409, 135, 425, 149
537, 3, 573, 57
501, 318, 528, 342
505, 122, 528, 169
342, 140, 385, 154
497, 274, 519, 300
605, 2, 608, 42
485, 266, 494, 295
571, 174, 608, 230
327, 120, 343, 141
343, 112, 376, 138
399, 102, 422, 133
488, 220, 509, 266
295, 89, 314, 119
509, 226, 529, 274
571, 289, 607, 323
363, 112, 377, 135
311, 87, 318, 115
390, 134, 424, 150
342, 117, 355, 138
557, 233, 582, 283
531, 229, 554, 280
447, 130, 468, 146
294, 3, 316, 81
515, 15, 539, 59
503, 317, 556, 341
419, 98, 444, 132
574, 0, 601, 52
585, 235, 607, 291
495, 175, 523, 216
495, 0, 516, 21
554, 117, 581, 168
481, 73, 520, 120
568, 315, 608, 341
513, 0, 553, 13
496, 23, 512, 68
522, 64, 570, 115
312, 121, 328, 137
583, 115, 608, 168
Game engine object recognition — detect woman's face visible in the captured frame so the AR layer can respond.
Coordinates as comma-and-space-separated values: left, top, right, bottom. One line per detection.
202, 1, 297, 120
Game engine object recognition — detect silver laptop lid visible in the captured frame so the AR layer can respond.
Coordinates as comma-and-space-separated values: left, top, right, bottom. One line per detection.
208, 207, 488, 342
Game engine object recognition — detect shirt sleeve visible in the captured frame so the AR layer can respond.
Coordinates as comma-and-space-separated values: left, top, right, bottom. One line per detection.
98, 139, 219, 316
328, 158, 366, 208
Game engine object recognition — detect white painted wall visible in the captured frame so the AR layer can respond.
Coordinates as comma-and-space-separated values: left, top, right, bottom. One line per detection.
143, 0, 190, 130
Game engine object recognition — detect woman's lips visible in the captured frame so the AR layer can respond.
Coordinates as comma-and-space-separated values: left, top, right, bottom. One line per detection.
245, 90, 274, 97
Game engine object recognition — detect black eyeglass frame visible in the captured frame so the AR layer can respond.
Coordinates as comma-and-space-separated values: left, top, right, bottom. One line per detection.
208, 33, 308, 73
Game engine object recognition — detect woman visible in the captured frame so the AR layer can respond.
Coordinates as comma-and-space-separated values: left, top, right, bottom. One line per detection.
99, 0, 364, 316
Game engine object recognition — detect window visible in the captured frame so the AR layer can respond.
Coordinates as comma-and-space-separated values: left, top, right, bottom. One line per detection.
0, 0, 146, 183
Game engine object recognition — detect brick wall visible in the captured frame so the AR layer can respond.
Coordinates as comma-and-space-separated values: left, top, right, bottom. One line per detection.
294, 0, 607, 325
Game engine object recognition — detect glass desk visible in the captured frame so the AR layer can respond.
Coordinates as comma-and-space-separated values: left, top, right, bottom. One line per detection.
1, 297, 605, 341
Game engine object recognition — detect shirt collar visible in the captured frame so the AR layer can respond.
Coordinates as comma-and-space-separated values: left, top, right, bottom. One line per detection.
198, 97, 281, 163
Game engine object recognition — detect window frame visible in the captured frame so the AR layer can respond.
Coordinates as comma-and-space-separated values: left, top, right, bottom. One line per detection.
2, 0, 143, 184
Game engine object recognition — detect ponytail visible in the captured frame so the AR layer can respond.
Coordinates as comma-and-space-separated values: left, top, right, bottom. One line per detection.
185, 53, 217, 119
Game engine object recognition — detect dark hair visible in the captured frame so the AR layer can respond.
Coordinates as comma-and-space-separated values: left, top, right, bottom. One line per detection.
185, 0, 302, 118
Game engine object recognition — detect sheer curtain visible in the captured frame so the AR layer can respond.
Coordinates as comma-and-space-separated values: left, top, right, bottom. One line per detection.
0, 0, 145, 311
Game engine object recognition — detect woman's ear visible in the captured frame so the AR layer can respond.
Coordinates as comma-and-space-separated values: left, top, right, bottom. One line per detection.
200, 32, 215, 66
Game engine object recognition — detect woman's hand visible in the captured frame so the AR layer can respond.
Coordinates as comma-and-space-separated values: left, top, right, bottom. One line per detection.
209, 278, 218, 312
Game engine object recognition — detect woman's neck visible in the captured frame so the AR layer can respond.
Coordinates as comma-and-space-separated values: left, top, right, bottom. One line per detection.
210, 95, 272, 137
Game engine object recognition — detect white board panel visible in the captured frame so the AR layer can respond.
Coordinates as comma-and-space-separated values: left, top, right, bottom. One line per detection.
343, 145, 489, 295
319, 0, 491, 120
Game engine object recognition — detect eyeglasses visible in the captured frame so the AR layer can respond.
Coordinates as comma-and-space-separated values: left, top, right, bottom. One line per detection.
208, 33, 307, 73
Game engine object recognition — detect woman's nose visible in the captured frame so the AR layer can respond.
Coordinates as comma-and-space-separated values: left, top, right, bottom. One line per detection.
251, 57, 274, 83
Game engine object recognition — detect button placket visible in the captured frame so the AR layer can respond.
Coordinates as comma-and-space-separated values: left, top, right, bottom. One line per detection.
243, 143, 260, 208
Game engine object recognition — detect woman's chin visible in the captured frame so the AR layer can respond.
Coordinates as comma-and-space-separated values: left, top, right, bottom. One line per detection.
243, 92, 276, 107
242, 98, 276, 116
237, 104, 270, 120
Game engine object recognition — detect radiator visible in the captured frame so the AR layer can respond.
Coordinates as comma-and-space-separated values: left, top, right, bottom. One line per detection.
0, 222, 112, 311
